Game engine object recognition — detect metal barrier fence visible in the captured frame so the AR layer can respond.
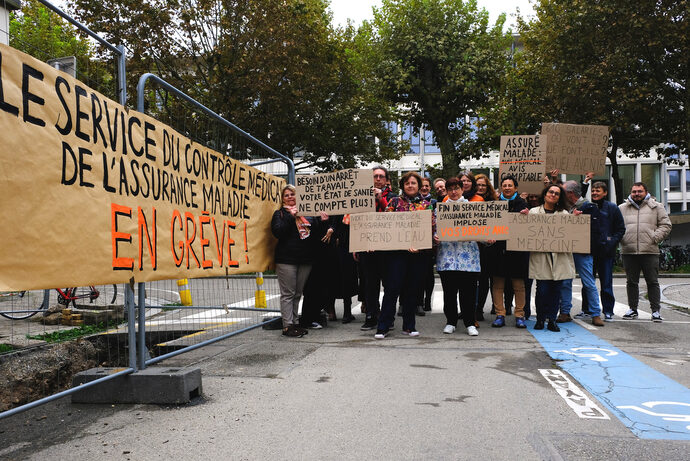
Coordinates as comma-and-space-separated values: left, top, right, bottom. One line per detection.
0, 1, 294, 419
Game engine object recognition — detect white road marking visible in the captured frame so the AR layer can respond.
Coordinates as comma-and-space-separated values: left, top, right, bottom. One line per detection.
573, 319, 597, 330
540, 369, 610, 419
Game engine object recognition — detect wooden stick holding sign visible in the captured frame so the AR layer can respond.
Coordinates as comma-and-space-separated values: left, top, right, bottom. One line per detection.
349, 210, 432, 252
436, 201, 510, 241
506, 213, 591, 253
541, 123, 609, 175
498, 134, 546, 195
295, 168, 375, 216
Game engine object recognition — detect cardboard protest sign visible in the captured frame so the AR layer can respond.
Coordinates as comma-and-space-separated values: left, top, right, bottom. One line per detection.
506, 213, 591, 253
498, 135, 546, 195
295, 168, 374, 216
0, 44, 285, 291
436, 201, 510, 241
541, 123, 609, 175
349, 210, 432, 252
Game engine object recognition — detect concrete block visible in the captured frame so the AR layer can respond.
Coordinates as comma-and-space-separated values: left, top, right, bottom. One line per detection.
71, 367, 202, 404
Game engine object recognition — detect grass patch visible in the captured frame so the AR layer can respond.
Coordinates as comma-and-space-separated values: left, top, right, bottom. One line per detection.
667, 264, 690, 273
0, 343, 14, 354
26, 320, 121, 343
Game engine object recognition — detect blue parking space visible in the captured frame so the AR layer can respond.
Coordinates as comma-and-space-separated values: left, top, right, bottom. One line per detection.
529, 321, 690, 440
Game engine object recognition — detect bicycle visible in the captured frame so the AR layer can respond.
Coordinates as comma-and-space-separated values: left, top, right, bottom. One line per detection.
0, 285, 118, 320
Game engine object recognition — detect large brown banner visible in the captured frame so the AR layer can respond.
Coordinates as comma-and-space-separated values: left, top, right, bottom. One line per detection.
541, 123, 609, 175
0, 44, 285, 291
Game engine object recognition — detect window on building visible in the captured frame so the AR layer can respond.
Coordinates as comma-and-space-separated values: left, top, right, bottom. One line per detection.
669, 202, 683, 213
422, 128, 440, 153
618, 165, 635, 198
668, 169, 681, 192
641, 164, 661, 198
401, 124, 420, 154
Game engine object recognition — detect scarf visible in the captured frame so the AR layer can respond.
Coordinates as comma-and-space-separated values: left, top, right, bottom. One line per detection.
500, 192, 518, 201
285, 207, 311, 239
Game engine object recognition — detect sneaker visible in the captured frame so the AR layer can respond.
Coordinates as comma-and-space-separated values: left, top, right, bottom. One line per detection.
443, 324, 456, 334
309, 322, 323, 329
402, 329, 420, 337
574, 312, 591, 319
622, 309, 638, 320
651, 311, 663, 323
374, 329, 389, 339
361, 318, 377, 330
491, 315, 505, 328
467, 326, 479, 336
515, 317, 527, 329
556, 313, 572, 323
604, 313, 613, 321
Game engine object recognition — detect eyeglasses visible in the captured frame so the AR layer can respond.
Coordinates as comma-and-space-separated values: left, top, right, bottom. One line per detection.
373, 174, 386, 179
546, 190, 560, 196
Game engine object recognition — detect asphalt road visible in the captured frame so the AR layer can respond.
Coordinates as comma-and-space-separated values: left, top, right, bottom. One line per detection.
1, 277, 689, 460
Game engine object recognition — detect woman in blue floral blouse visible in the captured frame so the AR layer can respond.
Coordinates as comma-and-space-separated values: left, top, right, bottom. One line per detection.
433, 177, 480, 336
374, 171, 434, 339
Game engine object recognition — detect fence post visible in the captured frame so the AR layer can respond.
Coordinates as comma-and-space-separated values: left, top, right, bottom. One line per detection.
137, 282, 147, 370
117, 44, 127, 106
125, 282, 137, 371
255, 272, 267, 308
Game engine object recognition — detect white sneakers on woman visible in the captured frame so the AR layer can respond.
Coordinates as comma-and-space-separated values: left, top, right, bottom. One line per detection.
443, 325, 456, 334
466, 326, 479, 336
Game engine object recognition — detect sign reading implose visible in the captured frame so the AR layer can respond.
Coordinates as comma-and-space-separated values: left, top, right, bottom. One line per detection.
295, 168, 374, 216
541, 123, 609, 175
436, 201, 510, 241
0, 44, 284, 291
349, 210, 433, 252
498, 135, 546, 195
506, 213, 591, 253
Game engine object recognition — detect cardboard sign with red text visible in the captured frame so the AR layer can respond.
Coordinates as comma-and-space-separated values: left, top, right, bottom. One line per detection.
436, 201, 510, 241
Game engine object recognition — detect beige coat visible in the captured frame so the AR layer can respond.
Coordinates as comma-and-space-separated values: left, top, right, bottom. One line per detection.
619, 196, 672, 255
528, 206, 576, 280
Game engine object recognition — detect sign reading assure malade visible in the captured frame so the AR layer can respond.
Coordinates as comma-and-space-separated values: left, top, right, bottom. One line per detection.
506, 213, 591, 253
436, 201, 510, 241
498, 134, 546, 195
541, 123, 610, 175
295, 168, 374, 216
349, 210, 432, 252
0, 44, 285, 291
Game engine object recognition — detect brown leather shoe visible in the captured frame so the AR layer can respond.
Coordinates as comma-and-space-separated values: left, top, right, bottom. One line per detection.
556, 313, 572, 323
592, 316, 605, 327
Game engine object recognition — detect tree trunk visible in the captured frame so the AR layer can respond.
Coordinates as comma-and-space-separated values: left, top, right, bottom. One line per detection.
609, 134, 624, 205
435, 129, 459, 179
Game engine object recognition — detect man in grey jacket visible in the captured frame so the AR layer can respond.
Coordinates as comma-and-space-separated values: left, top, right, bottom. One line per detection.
619, 182, 672, 322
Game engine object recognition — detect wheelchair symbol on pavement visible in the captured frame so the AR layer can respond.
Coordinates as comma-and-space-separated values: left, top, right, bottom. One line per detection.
617, 401, 690, 431
553, 347, 619, 362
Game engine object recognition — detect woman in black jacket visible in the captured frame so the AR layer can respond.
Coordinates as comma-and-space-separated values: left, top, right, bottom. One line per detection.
271, 185, 328, 337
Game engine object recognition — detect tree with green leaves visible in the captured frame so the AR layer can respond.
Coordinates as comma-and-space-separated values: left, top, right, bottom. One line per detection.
509, 0, 687, 202
67, 0, 404, 171
9, 0, 113, 97
369, 0, 512, 178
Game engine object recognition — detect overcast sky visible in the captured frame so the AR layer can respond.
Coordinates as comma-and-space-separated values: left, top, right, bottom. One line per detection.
329, 0, 537, 30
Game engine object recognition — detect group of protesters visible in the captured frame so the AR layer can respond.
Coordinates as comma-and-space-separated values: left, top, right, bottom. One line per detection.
271, 165, 672, 339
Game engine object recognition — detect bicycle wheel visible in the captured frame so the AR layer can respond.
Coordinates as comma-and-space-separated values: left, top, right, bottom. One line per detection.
0, 290, 49, 320
70, 285, 119, 308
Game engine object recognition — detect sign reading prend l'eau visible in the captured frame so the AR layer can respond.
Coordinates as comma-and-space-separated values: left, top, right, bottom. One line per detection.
295, 168, 374, 216
349, 210, 432, 252
436, 201, 510, 241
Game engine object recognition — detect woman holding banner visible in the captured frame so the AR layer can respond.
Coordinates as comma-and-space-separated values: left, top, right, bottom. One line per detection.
488, 176, 529, 329
374, 171, 434, 339
271, 185, 329, 338
433, 177, 480, 336
526, 184, 575, 332
474, 174, 498, 321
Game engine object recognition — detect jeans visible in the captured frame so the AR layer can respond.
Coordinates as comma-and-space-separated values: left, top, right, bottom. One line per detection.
276, 263, 312, 327
378, 251, 423, 331
536, 279, 563, 322
594, 255, 615, 316
560, 254, 601, 317
439, 271, 478, 328
622, 254, 661, 312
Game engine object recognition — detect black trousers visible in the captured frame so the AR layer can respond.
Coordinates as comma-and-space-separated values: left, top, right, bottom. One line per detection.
439, 271, 478, 328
